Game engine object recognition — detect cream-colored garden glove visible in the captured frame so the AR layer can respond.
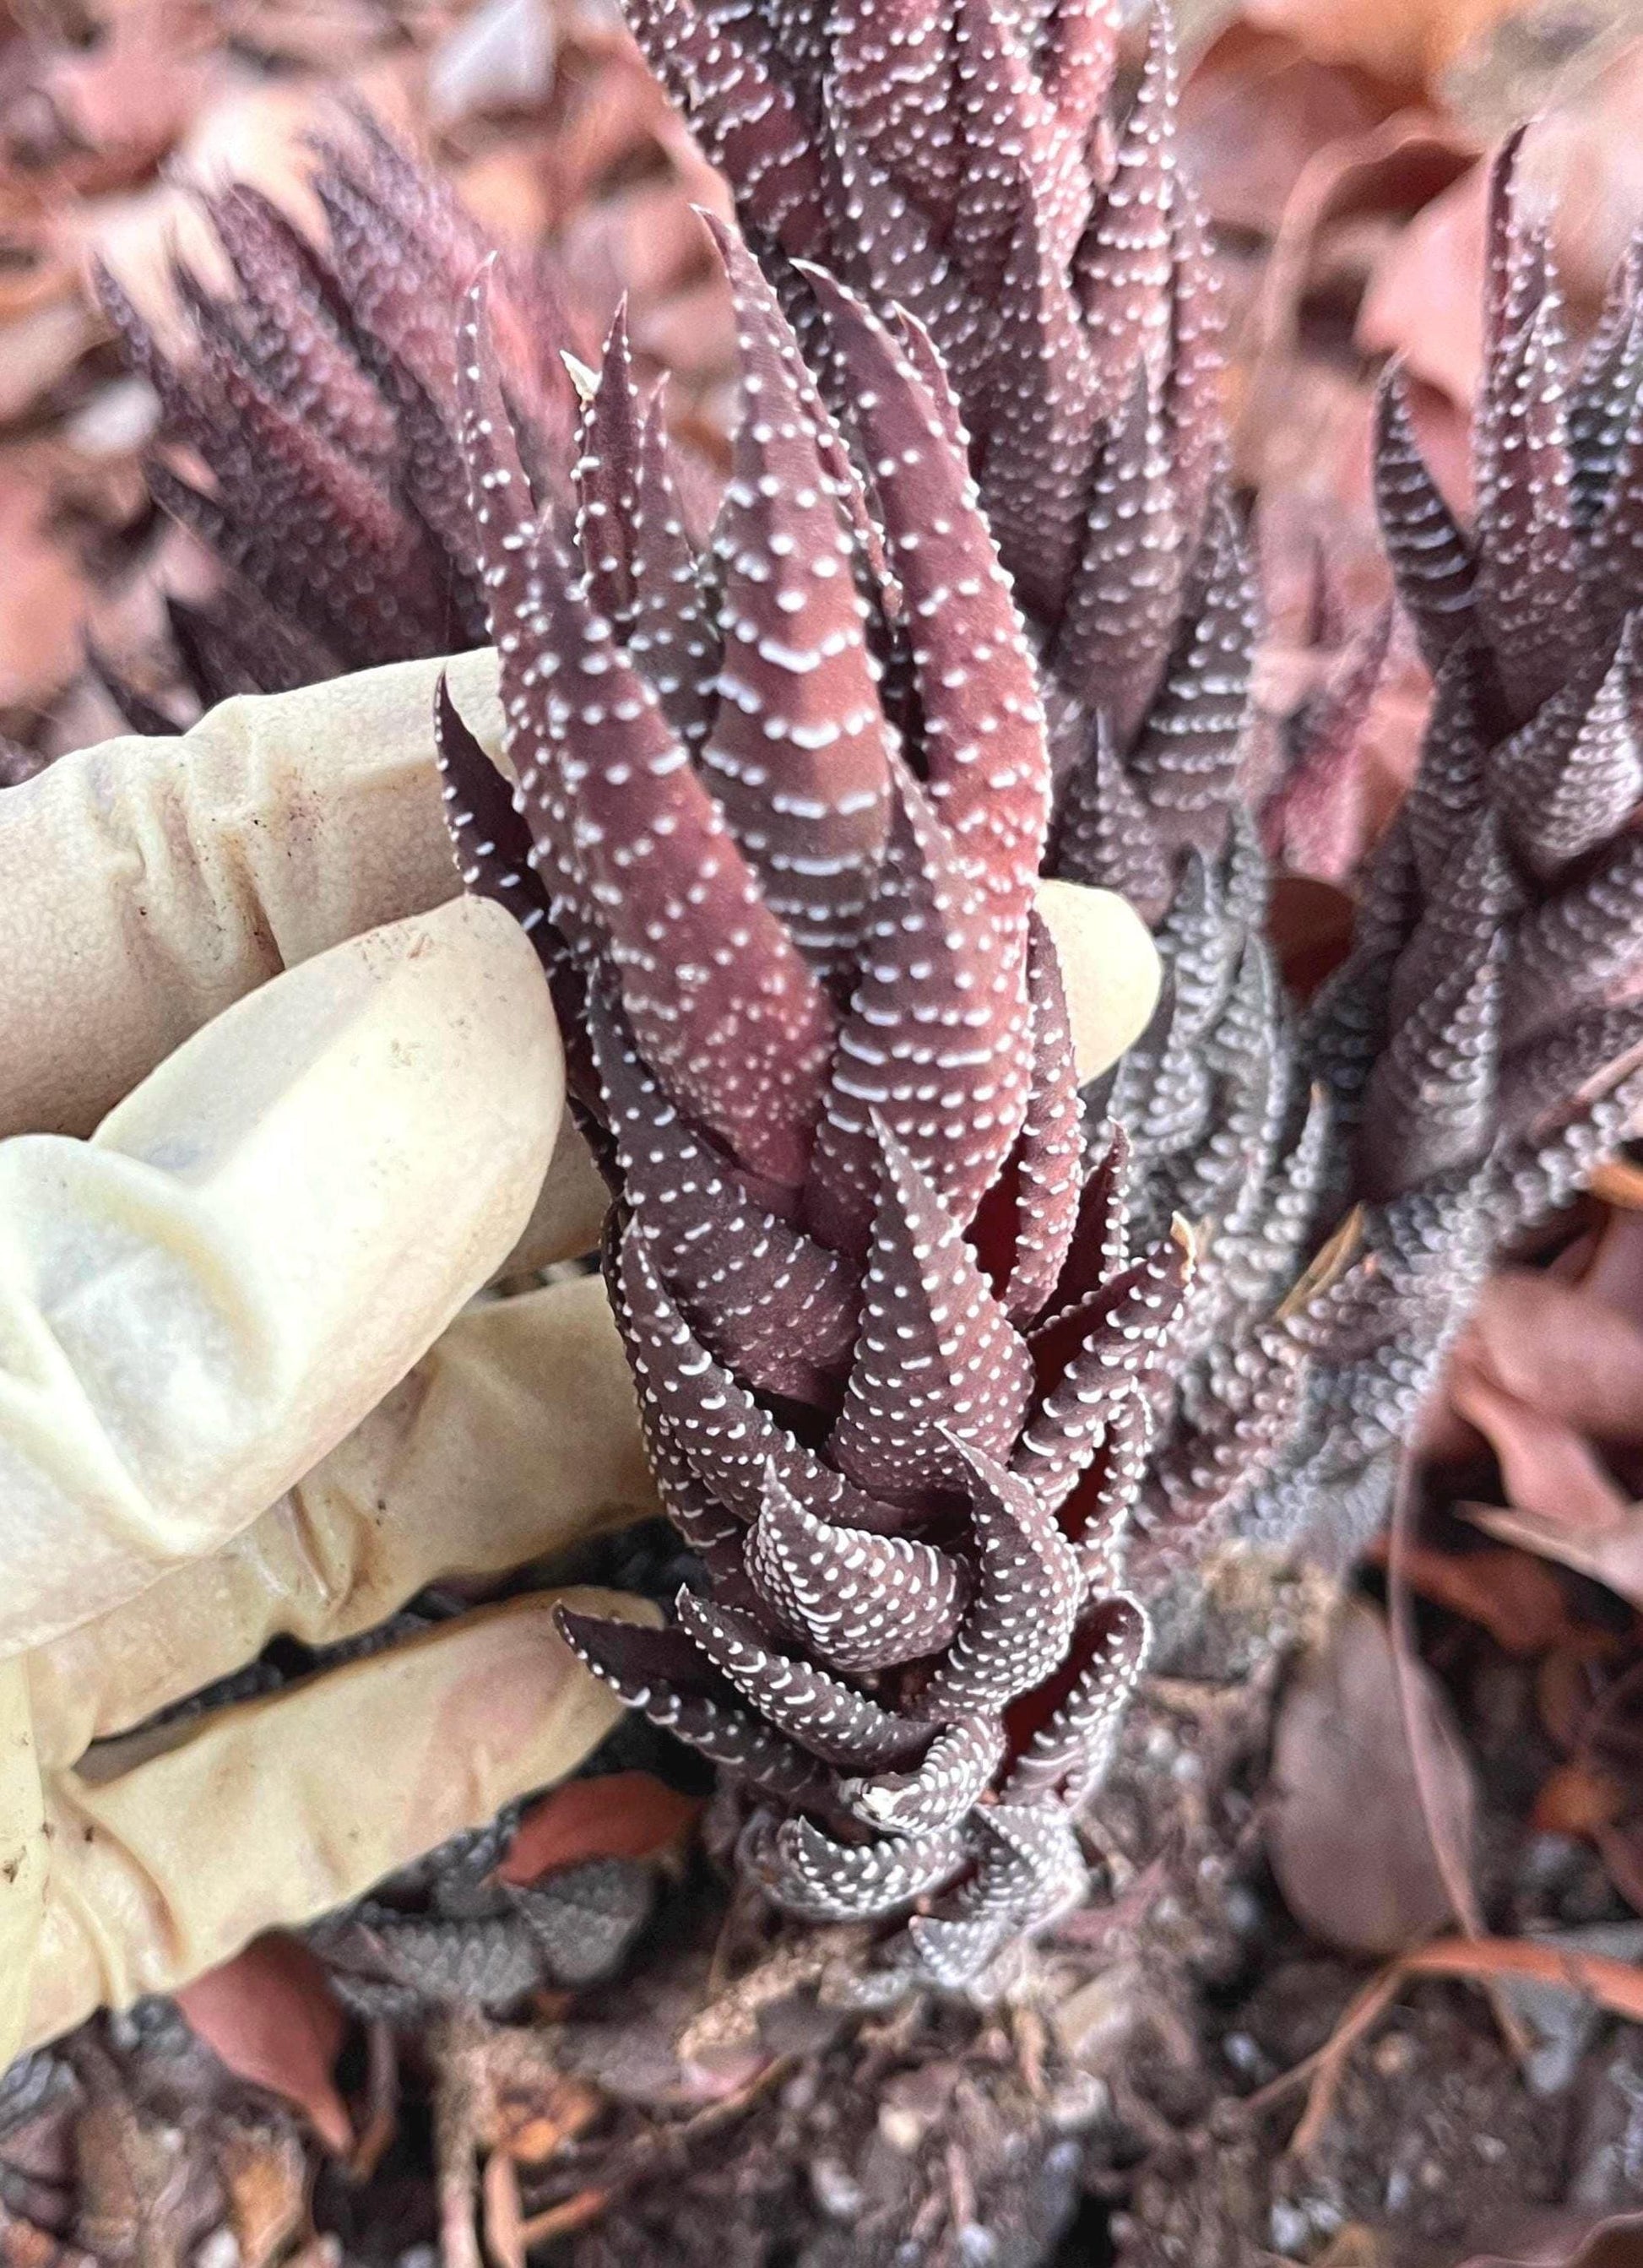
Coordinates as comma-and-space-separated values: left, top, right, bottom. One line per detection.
0, 648, 1160, 2065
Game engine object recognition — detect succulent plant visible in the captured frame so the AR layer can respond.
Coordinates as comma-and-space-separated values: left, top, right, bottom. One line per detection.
97, 116, 585, 708
622, 0, 1247, 912
433, 227, 1282, 1990
613, 0, 1342, 1566
1255, 135, 1643, 1548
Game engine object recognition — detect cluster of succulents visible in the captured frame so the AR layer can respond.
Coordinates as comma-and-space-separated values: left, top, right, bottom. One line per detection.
90, 6, 1643, 1981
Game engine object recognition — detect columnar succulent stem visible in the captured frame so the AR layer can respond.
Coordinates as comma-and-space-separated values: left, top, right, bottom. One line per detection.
607, 3, 1340, 1574
439, 241, 1192, 1989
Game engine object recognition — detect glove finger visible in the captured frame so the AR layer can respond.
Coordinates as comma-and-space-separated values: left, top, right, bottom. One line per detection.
0, 648, 500, 1142
1036, 878, 1162, 1082
21, 1588, 656, 2054
491, 1110, 610, 1280
0, 1661, 48, 2067
29, 1275, 656, 1769
0, 647, 1162, 1142
0, 896, 561, 1660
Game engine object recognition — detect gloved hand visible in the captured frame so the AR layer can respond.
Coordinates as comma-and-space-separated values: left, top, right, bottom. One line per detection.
0, 648, 1161, 2064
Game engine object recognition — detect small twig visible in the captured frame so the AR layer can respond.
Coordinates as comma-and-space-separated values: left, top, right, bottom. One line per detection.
1385, 1450, 1532, 2064
515, 2054, 794, 2245
346, 2021, 399, 2184
1247, 1935, 1643, 2157
1276, 1965, 1407, 2158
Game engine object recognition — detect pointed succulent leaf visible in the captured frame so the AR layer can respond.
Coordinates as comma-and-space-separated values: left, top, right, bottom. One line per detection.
745, 1464, 966, 1674
1049, 711, 1174, 923
996, 914, 1087, 1321
973, 187, 1103, 620
1472, 197, 1583, 720
1504, 829, 1643, 1047
673, 1589, 928, 1768
750, 1812, 970, 1921
799, 269, 1051, 905
963, 1801, 1087, 1925
591, 988, 858, 1401
1124, 494, 1258, 851
459, 279, 838, 1191
1004, 1594, 1148, 1803
915, 1444, 1081, 1715
1492, 623, 1643, 879
1052, 371, 1186, 751
904, 1909, 1015, 1990
841, 1713, 1007, 1835
827, 1122, 1035, 1495
554, 1609, 829, 1805
1373, 367, 1475, 669
434, 676, 552, 945
698, 231, 897, 976
572, 304, 649, 638
1401, 640, 1493, 894
1022, 1229, 1191, 1488
806, 761, 1033, 1250
1359, 937, 1502, 1200
613, 1232, 904, 1533
1072, 6, 1178, 394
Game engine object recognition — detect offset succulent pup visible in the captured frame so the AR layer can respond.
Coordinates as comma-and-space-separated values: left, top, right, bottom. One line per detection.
436, 229, 1255, 1991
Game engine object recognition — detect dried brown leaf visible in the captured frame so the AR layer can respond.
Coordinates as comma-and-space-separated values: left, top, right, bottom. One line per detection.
1179, 24, 1398, 241
1461, 1272, 1643, 1448
1242, 0, 1530, 93
1469, 1499, 1643, 1612
176, 1935, 351, 2156
1460, 2208, 1643, 2265
0, 458, 86, 719
1358, 155, 1488, 405
495, 1772, 700, 1885
1269, 1597, 1477, 1954
1366, 1533, 1586, 1654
